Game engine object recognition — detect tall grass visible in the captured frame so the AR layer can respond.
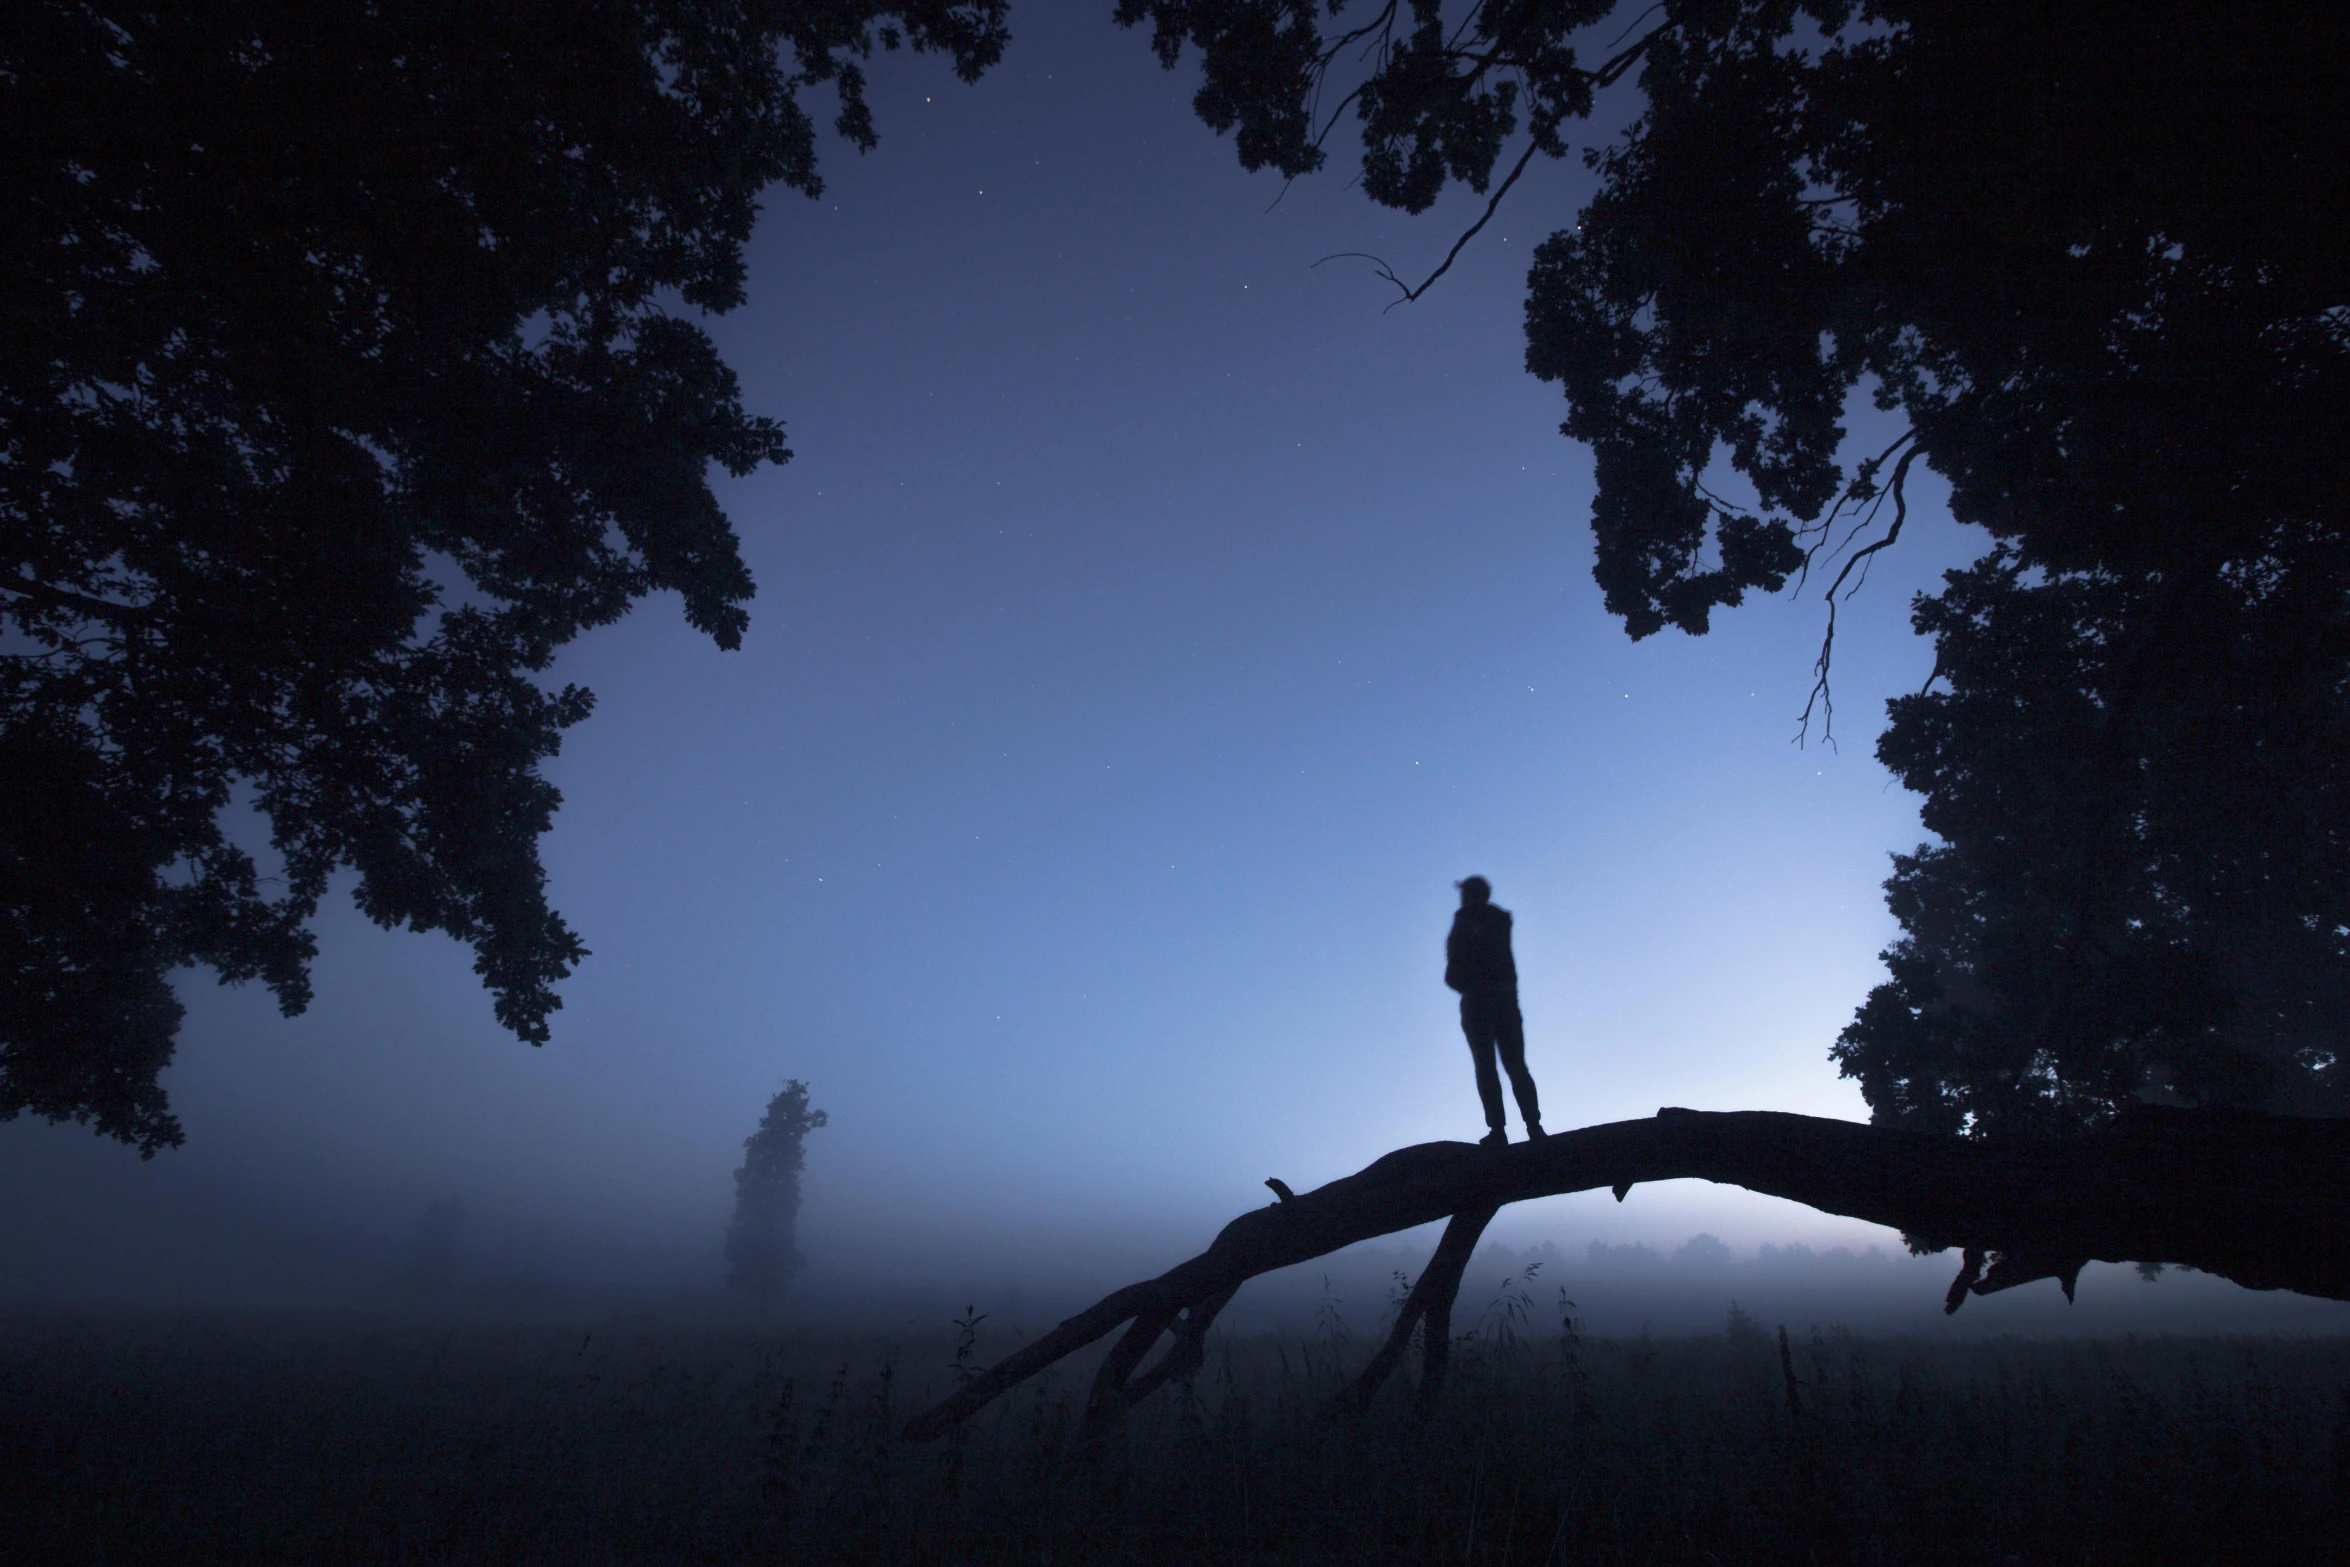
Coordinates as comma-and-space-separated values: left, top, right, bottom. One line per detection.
4, 1291, 2345, 1564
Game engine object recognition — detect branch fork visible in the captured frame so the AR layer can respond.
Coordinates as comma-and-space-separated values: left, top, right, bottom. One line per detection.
904, 1105, 2350, 1442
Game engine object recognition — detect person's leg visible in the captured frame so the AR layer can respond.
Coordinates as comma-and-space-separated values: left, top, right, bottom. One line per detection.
1496, 999, 1542, 1130
1461, 996, 1507, 1132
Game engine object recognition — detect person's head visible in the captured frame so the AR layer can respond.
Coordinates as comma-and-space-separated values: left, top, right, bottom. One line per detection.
1456, 876, 1491, 908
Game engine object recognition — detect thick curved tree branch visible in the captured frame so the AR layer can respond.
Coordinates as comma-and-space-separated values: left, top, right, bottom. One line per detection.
903, 1104, 2350, 1441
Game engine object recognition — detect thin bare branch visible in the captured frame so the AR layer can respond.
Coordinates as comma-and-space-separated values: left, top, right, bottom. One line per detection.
1445, 0, 1492, 54
1306, 81, 1371, 157
1603, 2, 1669, 52
1792, 427, 1916, 594
4, 575, 155, 626
1797, 444, 1920, 748
1590, 28, 1662, 87
1286, 17, 1666, 309
1913, 648, 1945, 697
1317, 136, 1543, 310
1319, 0, 1403, 69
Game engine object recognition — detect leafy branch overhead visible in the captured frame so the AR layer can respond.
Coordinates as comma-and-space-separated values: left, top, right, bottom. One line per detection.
10, 0, 2345, 1162
1129, 0, 2350, 1132
0, 2, 1008, 1153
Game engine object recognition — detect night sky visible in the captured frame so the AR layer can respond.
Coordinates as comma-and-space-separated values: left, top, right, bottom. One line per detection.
15, 11, 2298, 1326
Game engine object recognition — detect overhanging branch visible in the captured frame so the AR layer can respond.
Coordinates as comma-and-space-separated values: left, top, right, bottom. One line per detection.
1309, 27, 1665, 309
1797, 442, 1920, 748
4, 575, 155, 627
1317, 137, 1543, 309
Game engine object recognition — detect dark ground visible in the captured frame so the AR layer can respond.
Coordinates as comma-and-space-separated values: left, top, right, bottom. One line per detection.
4, 1308, 2346, 1565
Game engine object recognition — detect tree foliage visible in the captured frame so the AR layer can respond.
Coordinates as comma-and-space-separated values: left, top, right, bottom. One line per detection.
725, 1078, 827, 1310
1127, 0, 2350, 1128
1, 1, 1007, 1152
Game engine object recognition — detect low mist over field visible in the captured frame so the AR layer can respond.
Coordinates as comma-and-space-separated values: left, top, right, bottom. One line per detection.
13, 1111, 2347, 1340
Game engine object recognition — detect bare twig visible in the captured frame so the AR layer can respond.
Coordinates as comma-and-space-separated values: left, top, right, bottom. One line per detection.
1603, 2, 1669, 52
1301, 24, 1662, 306
1316, 136, 1543, 309
1589, 29, 1663, 88
1318, 0, 1404, 70
4, 575, 154, 626
1797, 444, 1920, 748
1791, 428, 1915, 594
1913, 649, 1945, 697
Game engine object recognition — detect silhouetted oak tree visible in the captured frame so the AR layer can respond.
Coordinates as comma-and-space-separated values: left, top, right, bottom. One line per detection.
1124, 0, 2350, 1131
1, 2, 1007, 1152
726, 1080, 827, 1310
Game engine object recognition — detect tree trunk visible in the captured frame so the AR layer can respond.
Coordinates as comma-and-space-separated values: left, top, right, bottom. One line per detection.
900, 1105, 2350, 1442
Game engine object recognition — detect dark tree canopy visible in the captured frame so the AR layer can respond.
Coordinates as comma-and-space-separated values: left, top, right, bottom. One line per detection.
1127, 0, 2350, 1129
725, 1078, 827, 1310
1, 2, 1007, 1152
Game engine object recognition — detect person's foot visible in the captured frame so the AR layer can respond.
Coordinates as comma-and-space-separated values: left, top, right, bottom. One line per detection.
1525, 1121, 1547, 1140
1480, 1128, 1509, 1149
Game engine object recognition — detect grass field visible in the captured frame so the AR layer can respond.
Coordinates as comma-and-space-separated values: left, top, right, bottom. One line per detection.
5, 1296, 2346, 1565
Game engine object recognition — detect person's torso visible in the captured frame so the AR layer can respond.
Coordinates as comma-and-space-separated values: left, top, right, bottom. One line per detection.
1449, 905, 1518, 993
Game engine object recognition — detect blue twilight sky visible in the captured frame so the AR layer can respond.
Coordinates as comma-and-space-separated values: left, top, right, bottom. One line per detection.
18, 10, 2281, 1325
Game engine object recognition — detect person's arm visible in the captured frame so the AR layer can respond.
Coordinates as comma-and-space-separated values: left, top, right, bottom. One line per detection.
1444, 918, 1466, 993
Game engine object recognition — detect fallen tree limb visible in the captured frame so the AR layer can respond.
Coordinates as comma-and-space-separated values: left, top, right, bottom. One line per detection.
901, 1105, 2350, 1442
1331, 1201, 1497, 1421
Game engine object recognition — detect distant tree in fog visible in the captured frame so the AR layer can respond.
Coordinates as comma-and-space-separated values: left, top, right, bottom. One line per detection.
726, 1081, 827, 1311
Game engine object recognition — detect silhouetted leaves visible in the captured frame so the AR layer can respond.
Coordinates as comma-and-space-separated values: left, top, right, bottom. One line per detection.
1135, 1, 2350, 1128
0, 2, 1008, 1150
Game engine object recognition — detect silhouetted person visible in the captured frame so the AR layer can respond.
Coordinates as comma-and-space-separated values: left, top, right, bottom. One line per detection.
1446, 876, 1544, 1147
